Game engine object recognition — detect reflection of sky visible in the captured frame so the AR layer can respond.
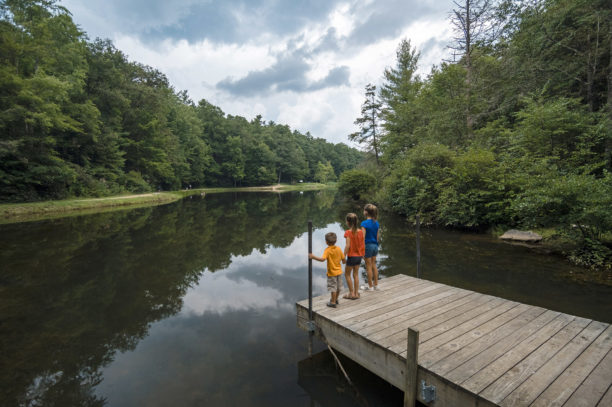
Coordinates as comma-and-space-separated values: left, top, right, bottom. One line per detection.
181, 273, 291, 315
96, 220, 345, 406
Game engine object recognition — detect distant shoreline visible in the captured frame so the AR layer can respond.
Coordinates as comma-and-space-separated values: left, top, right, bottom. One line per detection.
0, 183, 334, 224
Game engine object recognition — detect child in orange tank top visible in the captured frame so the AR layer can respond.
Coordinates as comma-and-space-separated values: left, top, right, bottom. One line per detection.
343, 213, 365, 300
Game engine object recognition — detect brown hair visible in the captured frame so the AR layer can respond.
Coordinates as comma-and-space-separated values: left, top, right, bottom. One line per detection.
325, 232, 337, 245
346, 213, 359, 234
364, 203, 378, 220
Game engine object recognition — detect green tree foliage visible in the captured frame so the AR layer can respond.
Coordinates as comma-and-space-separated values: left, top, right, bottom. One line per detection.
338, 168, 377, 200
372, 0, 612, 267
314, 161, 336, 184
0, 1, 362, 201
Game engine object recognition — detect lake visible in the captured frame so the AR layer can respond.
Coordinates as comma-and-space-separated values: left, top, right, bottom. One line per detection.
1, 191, 610, 406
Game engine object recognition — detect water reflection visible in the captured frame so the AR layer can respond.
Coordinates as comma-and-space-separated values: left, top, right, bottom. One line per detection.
0, 191, 338, 406
1, 190, 610, 406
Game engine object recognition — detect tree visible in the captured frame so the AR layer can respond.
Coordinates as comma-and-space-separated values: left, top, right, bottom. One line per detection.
314, 161, 335, 184
450, 0, 497, 135
379, 39, 422, 161
350, 83, 382, 164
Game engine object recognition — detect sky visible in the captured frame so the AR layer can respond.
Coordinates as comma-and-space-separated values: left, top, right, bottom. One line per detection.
60, 0, 455, 145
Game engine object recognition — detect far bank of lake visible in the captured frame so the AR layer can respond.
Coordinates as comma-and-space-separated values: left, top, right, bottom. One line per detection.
0, 183, 332, 224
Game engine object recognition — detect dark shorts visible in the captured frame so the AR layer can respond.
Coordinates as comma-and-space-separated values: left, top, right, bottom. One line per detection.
365, 243, 379, 258
346, 256, 362, 266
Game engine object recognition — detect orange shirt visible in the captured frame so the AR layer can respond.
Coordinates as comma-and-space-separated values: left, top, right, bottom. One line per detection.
344, 229, 365, 257
322, 245, 344, 277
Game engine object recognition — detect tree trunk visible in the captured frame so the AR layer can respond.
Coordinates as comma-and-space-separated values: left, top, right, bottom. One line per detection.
465, 0, 473, 139
607, 21, 612, 170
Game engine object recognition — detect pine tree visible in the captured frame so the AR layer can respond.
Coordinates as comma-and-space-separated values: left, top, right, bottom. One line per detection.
350, 83, 382, 164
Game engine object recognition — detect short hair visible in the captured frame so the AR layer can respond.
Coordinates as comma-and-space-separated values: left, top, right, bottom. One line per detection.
325, 232, 337, 245
364, 203, 378, 220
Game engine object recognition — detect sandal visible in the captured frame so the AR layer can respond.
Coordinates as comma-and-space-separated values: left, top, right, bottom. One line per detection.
326, 302, 337, 308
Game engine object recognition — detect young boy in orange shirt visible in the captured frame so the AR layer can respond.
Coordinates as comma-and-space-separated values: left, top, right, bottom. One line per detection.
309, 232, 346, 308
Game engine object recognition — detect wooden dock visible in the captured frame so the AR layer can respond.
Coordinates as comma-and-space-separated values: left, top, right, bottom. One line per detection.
296, 274, 612, 406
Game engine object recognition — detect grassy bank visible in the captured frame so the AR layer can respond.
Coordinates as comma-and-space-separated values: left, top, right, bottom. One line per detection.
0, 183, 332, 224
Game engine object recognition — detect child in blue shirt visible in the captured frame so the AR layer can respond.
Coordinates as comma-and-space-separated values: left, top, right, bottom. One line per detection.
361, 203, 380, 291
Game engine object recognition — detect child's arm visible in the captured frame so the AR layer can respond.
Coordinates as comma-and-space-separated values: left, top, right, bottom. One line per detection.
377, 227, 381, 243
344, 236, 351, 257
308, 253, 325, 262
361, 227, 367, 245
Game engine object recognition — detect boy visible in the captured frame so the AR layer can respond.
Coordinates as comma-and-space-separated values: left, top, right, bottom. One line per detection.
309, 232, 346, 308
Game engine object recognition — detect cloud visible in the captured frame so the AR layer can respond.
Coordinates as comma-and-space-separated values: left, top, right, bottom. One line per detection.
216, 50, 350, 96
63, 0, 344, 44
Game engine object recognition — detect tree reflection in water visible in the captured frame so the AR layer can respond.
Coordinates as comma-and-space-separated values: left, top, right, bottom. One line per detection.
0, 191, 338, 406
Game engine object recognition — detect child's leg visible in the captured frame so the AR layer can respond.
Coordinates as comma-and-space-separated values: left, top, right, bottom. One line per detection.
364, 257, 373, 288
372, 255, 379, 287
344, 266, 353, 298
352, 266, 360, 296
331, 291, 338, 304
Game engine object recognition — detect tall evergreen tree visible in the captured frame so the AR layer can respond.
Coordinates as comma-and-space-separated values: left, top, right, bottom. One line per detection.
379, 39, 422, 161
350, 83, 382, 164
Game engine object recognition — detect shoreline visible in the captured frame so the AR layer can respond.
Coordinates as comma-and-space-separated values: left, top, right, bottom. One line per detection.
0, 183, 333, 224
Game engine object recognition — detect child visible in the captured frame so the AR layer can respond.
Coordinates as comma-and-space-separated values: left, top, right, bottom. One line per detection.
309, 232, 346, 308
343, 213, 365, 300
361, 203, 380, 291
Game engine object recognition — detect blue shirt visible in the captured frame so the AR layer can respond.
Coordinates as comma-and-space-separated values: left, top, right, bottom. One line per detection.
361, 219, 379, 245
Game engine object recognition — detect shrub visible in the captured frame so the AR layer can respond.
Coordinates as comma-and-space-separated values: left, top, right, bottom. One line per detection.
338, 169, 377, 200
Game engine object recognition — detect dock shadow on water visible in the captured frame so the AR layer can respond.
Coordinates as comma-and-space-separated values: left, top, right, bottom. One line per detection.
1, 191, 610, 406
298, 349, 405, 407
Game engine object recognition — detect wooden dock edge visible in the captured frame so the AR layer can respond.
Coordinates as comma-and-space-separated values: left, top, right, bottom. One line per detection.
297, 303, 498, 407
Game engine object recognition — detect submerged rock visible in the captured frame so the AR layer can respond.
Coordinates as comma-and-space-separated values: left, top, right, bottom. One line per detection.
500, 229, 543, 243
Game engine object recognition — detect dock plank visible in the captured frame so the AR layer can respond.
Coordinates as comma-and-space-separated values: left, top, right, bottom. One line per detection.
342, 285, 457, 328
418, 303, 536, 368
500, 321, 607, 407
427, 306, 547, 374
530, 325, 612, 407
553, 348, 612, 407
363, 291, 485, 342
348, 287, 470, 331
597, 384, 612, 406
460, 313, 575, 394
393, 300, 518, 355
443, 309, 560, 382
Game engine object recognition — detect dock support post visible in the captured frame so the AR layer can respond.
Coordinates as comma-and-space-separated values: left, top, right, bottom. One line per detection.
404, 328, 419, 407
415, 214, 421, 278
307, 220, 313, 357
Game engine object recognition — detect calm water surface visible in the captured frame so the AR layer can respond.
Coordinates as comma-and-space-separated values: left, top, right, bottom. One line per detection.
1, 191, 610, 406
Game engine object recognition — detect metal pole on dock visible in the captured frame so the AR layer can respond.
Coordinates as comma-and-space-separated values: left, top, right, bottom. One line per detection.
416, 214, 421, 278
404, 328, 419, 407
308, 220, 313, 321
308, 220, 313, 356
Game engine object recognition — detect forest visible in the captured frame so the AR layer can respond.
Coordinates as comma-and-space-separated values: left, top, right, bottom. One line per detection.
0, 0, 362, 203
345, 0, 612, 269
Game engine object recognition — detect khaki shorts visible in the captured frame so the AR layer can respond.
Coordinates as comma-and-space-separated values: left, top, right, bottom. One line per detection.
327, 275, 342, 292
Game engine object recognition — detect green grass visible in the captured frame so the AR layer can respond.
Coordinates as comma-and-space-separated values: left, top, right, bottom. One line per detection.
0, 183, 334, 224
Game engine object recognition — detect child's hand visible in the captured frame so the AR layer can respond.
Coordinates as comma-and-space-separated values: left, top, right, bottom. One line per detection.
308, 253, 314, 259
342, 258, 346, 264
